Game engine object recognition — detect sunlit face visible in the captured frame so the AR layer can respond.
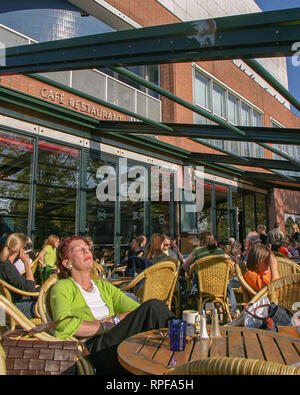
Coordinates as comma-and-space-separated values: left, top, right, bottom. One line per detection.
163, 239, 171, 251
66, 239, 93, 271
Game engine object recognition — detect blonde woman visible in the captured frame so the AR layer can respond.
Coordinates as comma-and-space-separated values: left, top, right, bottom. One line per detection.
290, 223, 300, 243
38, 235, 60, 282
0, 233, 40, 318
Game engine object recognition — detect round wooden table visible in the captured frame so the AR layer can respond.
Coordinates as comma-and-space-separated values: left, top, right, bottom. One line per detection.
117, 326, 300, 375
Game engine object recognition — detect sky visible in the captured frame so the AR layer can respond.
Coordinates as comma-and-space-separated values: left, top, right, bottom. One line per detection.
254, 0, 300, 118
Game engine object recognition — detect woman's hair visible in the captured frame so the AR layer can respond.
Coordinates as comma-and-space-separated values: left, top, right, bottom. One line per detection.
198, 231, 217, 251
0, 233, 27, 262
56, 235, 90, 279
257, 224, 266, 234
42, 235, 60, 249
246, 244, 273, 271
292, 223, 299, 233
144, 233, 165, 259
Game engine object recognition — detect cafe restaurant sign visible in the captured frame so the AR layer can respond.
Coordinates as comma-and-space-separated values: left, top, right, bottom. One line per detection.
40, 87, 124, 121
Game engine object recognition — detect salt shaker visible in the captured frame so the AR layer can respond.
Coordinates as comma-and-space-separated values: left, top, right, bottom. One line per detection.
199, 309, 209, 339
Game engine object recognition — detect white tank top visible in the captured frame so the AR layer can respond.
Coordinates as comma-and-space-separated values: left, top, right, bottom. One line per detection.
74, 279, 109, 320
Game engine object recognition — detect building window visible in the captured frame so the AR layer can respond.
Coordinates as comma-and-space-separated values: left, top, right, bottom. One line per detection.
271, 120, 300, 177
35, 140, 80, 248
194, 68, 264, 158
0, 130, 34, 237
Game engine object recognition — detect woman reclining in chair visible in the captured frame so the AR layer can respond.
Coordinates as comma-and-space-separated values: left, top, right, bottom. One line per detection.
0, 233, 40, 319
51, 235, 176, 374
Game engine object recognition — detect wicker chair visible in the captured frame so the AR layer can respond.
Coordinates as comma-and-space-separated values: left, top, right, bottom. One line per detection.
276, 256, 300, 277
165, 356, 300, 375
90, 262, 105, 279
187, 255, 233, 322
226, 273, 300, 327
37, 274, 58, 323
0, 293, 94, 375
19, 256, 39, 277
234, 261, 257, 304
234, 256, 300, 306
0, 278, 40, 330
0, 344, 6, 375
120, 258, 180, 310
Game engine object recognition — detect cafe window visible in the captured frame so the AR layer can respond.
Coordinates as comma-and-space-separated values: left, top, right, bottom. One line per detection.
85, 152, 116, 261
119, 160, 146, 260
150, 167, 173, 235
34, 140, 80, 248
215, 184, 229, 242
0, 130, 33, 236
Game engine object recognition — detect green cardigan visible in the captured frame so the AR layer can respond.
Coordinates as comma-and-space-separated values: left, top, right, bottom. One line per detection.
50, 278, 140, 339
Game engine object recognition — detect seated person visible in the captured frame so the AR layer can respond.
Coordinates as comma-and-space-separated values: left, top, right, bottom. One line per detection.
144, 233, 168, 265
288, 240, 300, 257
13, 236, 36, 274
181, 232, 239, 318
51, 236, 176, 374
243, 244, 279, 293
38, 234, 60, 282
278, 239, 293, 258
120, 236, 144, 266
182, 232, 225, 273
162, 234, 184, 264
0, 233, 40, 319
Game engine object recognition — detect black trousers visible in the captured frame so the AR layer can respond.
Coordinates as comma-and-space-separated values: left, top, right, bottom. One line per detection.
85, 299, 176, 375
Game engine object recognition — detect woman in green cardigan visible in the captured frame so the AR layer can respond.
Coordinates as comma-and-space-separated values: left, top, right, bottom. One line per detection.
50, 235, 176, 374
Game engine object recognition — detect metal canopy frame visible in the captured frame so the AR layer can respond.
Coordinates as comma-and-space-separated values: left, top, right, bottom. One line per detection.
0, 7, 299, 189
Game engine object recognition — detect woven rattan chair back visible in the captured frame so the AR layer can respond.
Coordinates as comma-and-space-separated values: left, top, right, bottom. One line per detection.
121, 258, 179, 309
0, 294, 94, 375
90, 262, 105, 279
249, 273, 300, 310
37, 274, 58, 323
235, 261, 256, 303
19, 256, 39, 276
276, 256, 300, 277
0, 279, 40, 330
165, 356, 300, 375
0, 344, 7, 375
188, 255, 232, 321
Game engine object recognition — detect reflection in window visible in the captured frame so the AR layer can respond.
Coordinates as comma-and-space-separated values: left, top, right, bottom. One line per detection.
256, 193, 267, 230
150, 168, 173, 235
35, 141, 80, 248
180, 180, 209, 234
120, 163, 146, 260
244, 193, 255, 235
215, 184, 229, 242
0, 130, 33, 236
86, 154, 116, 261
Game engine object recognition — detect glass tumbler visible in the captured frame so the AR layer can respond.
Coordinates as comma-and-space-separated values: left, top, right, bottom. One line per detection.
168, 319, 187, 351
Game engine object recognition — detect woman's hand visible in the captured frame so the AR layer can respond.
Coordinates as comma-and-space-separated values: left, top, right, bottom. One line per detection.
19, 248, 30, 266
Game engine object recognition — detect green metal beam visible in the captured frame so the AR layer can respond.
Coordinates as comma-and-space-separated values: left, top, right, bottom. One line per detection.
258, 142, 300, 168
29, 74, 173, 133
243, 58, 300, 112
111, 66, 246, 137
245, 171, 299, 183
0, 8, 299, 74
111, 67, 300, 171
190, 153, 300, 172
189, 138, 250, 164
96, 121, 300, 145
